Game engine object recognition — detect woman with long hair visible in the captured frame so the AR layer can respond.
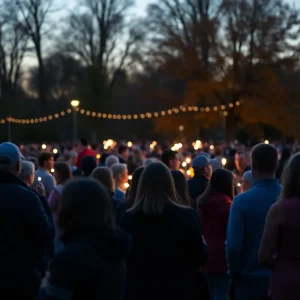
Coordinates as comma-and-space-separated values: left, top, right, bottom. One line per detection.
37, 179, 130, 300
259, 153, 300, 300
171, 170, 191, 207
116, 167, 144, 225
111, 164, 129, 200
120, 162, 208, 300
198, 169, 234, 300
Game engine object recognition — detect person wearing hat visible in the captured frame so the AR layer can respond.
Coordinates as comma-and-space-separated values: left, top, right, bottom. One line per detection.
188, 155, 213, 208
0, 142, 54, 299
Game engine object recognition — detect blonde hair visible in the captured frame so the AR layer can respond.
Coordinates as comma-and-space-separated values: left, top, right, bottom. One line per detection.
130, 162, 183, 215
91, 167, 115, 193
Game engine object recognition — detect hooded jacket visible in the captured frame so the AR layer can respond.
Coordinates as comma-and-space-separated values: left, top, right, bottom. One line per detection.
198, 193, 232, 274
37, 228, 131, 300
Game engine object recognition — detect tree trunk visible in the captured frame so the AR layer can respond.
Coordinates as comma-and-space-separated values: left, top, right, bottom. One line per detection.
37, 49, 46, 114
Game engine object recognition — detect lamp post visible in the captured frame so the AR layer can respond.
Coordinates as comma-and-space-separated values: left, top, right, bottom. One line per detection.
70, 100, 80, 145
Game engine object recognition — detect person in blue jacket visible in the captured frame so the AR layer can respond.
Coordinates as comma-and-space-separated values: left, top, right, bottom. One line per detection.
226, 143, 282, 300
0, 142, 54, 299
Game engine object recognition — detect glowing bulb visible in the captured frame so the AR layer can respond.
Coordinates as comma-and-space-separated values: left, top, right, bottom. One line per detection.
182, 162, 187, 167
96, 154, 101, 159
222, 158, 227, 166
41, 144, 46, 150
38, 177, 41, 182
127, 141, 133, 147
210, 145, 215, 150
129, 175, 132, 180
264, 140, 269, 144
50, 168, 54, 173
187, 170, 191, 176
179, 125, 184, 132
237, 183, 241, 187
124, 183, 130, 189
53, 148, 58, 154
186, 158, 191, 164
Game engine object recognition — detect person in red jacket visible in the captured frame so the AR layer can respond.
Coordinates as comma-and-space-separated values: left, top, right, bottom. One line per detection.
76, 138, 96, 168
198, 169, 234, 300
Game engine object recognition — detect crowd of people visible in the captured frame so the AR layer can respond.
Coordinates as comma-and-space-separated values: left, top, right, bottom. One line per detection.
0, 137, 298, 300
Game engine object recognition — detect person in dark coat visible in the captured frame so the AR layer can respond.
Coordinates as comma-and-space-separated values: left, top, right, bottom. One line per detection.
275, 146, 291, 180
73, 155, 97, 177
115, 167, 144, 225
37, 178, 131, 300
0, 142, 54, 299
188, 155, 213, 208
91, 167, 122, 213
120, 162, 209, 300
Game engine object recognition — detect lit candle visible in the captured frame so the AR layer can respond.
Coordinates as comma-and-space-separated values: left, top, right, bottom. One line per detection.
38, 177, 42, 182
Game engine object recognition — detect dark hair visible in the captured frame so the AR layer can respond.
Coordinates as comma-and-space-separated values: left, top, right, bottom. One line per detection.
54, 162, 72, 185
199, 169, 234, 205
58, 179, 115, 240
215, 146, 223, 157
91, 167, 114, 193
126, 167, 144, 208
161, 150, 178, 168
80, 138, 88, 146
81, 156, 97, 176
118, 145, 128, 155
171, 170, 191, 207
38, 152, 53, 168
251, 143, 278, 174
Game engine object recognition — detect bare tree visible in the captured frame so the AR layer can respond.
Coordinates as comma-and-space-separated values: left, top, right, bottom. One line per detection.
12, 0, 54, 113
61, 0, 144, 89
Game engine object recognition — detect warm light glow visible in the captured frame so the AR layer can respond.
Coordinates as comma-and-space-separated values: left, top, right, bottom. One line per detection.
42, 144, 47, 150
103, 139, 114, 150
51, 168, 55, 173
96, 154, 101, 159
210, 145, 215, 150
187, 170, 191, 176
237, 183, 241, 187
264, 140, 269, 144
127, 141, 133, 147
53, 148, 58, 154
182, 162, 187, 167
179, 125, 184, 132
38, 177, 42, 182
186, 158, 191, 164
129, 175, 132, 180
71, 100, 80, 107
124, 183, 130, 189
222, 158, 227, 166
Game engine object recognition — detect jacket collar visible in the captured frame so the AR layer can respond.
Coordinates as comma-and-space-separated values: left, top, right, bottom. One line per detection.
0, 170, 29, 189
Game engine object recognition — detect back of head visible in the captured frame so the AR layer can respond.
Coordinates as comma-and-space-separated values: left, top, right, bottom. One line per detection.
199, 169, 233, 205
161, 150, 177, 168
91, 167, 114, 193
20, 161, 35, 182
80, 138, 88, 147
118, 145, 128, 155
171, 170, 190, 207
55, 162, 72, 184
126, 167, 144, 206
81, 156, 97, 176
58, 178, 115, 240
281, 153, 300, 199
38, 152, 53, 168
105, 155, 119, 168
132, 162, 178, 215
0, 142, 24, 175
251, 143, 278, 178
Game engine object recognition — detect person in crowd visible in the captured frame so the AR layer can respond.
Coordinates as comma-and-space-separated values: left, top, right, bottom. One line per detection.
198, 169, 233, 300
91, 167, 122, 213
240, 170, 255, 193
20, 160, 54, 276
37, 178, 131, 300
275, 146, 291, 180
73, 155, 97, 177
171, 170, 191, 207
213, 146, 224, 170
0, 142, 54, 299
105, 155, 119, 168
120, 162, 209, 300
76, 138, 96, 168
259, 153, 300, 300
144, 157, 157, 166
64, 151, 78, 173
118, 145, 129, 164
111, 163, 129, 200
226, 143, 281, 300
35, 152, 56, 197
127, 148, 144, 174
211, 158, 222, 172
188, 155, 213, 208
161, 149, 181, 171
232, 151, 251, 194
48, 162, 72, 253
116, 167, 144, 225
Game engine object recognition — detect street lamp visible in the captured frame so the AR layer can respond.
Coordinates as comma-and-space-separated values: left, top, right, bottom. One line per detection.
70, 100, 80, 144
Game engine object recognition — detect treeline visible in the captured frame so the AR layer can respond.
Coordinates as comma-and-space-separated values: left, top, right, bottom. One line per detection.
1, 0, 300, 142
